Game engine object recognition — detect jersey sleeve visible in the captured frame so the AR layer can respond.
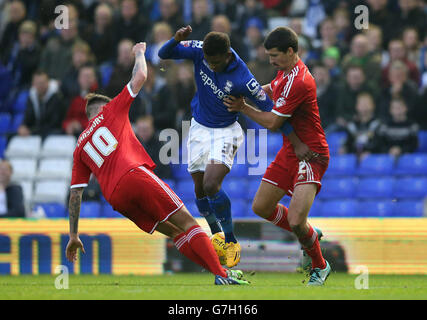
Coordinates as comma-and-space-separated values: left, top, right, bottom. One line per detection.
103, 83, 136, 115
158, 38, 203, 61
70, 151, 91, 189
272, 79, 307, 117
241, 75, 274, 112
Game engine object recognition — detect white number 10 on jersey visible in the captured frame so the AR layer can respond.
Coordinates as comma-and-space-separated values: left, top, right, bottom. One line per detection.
83, 127, 118, 168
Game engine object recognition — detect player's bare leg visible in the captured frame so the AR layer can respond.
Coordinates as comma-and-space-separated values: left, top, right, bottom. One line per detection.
203, 161, 240, 268
287, 184, 330, 285
191, 171, 222, 235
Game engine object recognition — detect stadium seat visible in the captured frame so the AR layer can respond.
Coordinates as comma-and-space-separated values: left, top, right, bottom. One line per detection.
393, 177, 427, 199
32, 180, 69, 204
319, 199, 358, 217
357, 154, 394, 176
80, 201, 101, 218
395, 154, 427, 175
20, 180, 33, 206
232, 199, 248, 217
175, 179, 195, 201
393, 200, 425, 217
324, 154, 357, 177
0, 135, 6, 157
34, 202, 67, 218
184, 200, 198, 216
228, 164, 249, 177
356, 177, 394, 199
101, 203, 124, 218
309, 199, 323, 217
222, 178, 248, 198
171, 164, 189, 179
10, 113, 24, 133
0, 113, 11, 134
326, 131, 347, 155
40, 135, 77, 159
9, 158, 38, 181
416, 131, 427, 153
37, 158, 72, 180
247, 178, 260, 199
318, 177, 358, 199
5, 135, 42, 158
358, 200, 395, 217
267, 133, 283, 155
11, 90, 29, 114
162, 179, 176, 190
99, 63, 114, 88
279, 196, 291, 208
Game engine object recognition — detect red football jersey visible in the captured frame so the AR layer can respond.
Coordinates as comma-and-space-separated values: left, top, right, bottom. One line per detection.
270, 59, 329, 156
70, 84, 156, 201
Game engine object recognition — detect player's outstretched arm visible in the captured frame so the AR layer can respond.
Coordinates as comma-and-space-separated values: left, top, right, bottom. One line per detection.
66, 187, 86, 262
129, 42, 148, 95
158, 25, 193, 59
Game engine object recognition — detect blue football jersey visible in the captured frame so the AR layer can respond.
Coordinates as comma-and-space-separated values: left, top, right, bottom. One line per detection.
159, 38, 274, 128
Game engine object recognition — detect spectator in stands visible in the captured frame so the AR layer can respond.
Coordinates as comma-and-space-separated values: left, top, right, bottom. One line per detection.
366, 0, 397, 47
332, 7, 355, 45
341, 34, 382, 85
247, 43, 277, 87
289, 17, 312, 53
18, 70, 65, 137
132, 62, 177, 129
211, 14, 249, 62
363, 24, 385, 65
396, 0, 427, 40
113, 0, 149, 44
145, 22, 173, 66
376, 97, 419, 157
402, 27, 422, 67
172, 61, 195, 132
314, 17, 345, 60
62, 64, 98, 137
312, 63, 339, 133
61, 40, 95, 101
382, 39, 420, 88
82, 3, 115, 65
213, 0, 239, 29
39, 4, 81, 80
156, 0, 185, 31
341, 92, 382, 159
234, 0, 268, 37
187, 0, 211, 41
134, 115, 172, 179
336, 65, 379, 127
243, 17, 265, 62
322, 46, 341, 79
0, 0, 27, 57
2, 20, 40, 89
0, 159, 25, 218
414, 84, 427, 130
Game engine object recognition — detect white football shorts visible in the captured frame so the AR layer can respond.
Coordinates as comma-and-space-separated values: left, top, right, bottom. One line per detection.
187, 118, 244, 173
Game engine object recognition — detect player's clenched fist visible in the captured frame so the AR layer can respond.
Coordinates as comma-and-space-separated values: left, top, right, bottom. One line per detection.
174, 25, 192, 42
132, 42, 146, 55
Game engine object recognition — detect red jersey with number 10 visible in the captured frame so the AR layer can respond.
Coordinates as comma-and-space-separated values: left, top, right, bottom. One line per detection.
270, 59, 329, 156
70, 84, 156, 202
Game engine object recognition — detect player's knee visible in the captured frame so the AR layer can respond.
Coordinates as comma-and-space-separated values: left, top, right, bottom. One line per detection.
251, 201, 271, 219
203, 181, 220, 197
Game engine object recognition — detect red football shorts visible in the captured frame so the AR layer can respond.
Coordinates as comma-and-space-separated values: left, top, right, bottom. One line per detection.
262, 155, 329, 197
109, 165, 184, 233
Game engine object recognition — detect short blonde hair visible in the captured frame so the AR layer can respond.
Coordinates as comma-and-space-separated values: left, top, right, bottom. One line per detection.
85, 93, 112, 118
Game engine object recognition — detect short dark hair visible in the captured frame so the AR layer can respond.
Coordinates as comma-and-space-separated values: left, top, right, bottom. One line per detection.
85, 93, 111, 118
203, 31, 230, 56
264, 27, 298, 53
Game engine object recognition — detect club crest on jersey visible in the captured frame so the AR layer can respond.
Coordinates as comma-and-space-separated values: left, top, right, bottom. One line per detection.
276, 97, 286, 107
224, 80, 233, 93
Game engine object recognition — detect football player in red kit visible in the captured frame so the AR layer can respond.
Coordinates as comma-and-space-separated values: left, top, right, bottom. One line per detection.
65, 42, 248, 285
224, 27, 331, 286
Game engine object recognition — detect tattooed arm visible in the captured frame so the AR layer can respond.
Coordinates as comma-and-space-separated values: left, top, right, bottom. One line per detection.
129, 42, 148, 96
66, 187, 86, 262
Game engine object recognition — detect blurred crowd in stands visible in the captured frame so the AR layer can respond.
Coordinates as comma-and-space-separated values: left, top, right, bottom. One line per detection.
0, 0, 427, 216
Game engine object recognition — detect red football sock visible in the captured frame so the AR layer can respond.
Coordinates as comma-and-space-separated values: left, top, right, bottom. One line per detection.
299, 226, 326, 269
174, 232, 210, 271
185, 225, 227, 278
267, 204, 292, 232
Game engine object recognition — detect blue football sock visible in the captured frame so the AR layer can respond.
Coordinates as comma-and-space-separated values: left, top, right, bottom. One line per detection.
195, 197, 222, 235
208, 189, 237, 243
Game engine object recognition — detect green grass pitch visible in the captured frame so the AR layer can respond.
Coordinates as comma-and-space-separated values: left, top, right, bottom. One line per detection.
0, 272, 426, 300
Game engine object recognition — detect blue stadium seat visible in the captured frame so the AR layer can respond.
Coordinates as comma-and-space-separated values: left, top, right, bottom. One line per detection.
357, 177, 394, 198
162, 179, 176, 190
12, 90, 29, 114
0, 135, 6, 158
228, 164, 249, 177
9, 113, 24, 133
183, 200, 198, 216
326, 131, 347, 155
358, 200, 395, 217
395, 154, 427, 175
318, 177, 358, 199
357, 154, 394, 176
393, 200, 424, 217
393, 177, 427, 199
0, 113, 11, 134
416, 131, 427, 153
319, 199, 358, 217
325, 154, 357, 176
267, 133, 283, 155
232, 199, 248, 217
171, 164, 189, 179
99, 63, 114, 88
175, 179, 195, 201
0, 65, 12, 101
80, 201, 101, 218
247, 178, 260, 199
279, 196, 291, 208
35, 203, 67, 218
308, 199, 322, 217
223, 178, 248, 198
101, 203, 124, 218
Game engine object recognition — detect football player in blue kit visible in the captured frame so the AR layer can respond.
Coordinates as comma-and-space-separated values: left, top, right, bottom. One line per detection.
158, 25, 315, 268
